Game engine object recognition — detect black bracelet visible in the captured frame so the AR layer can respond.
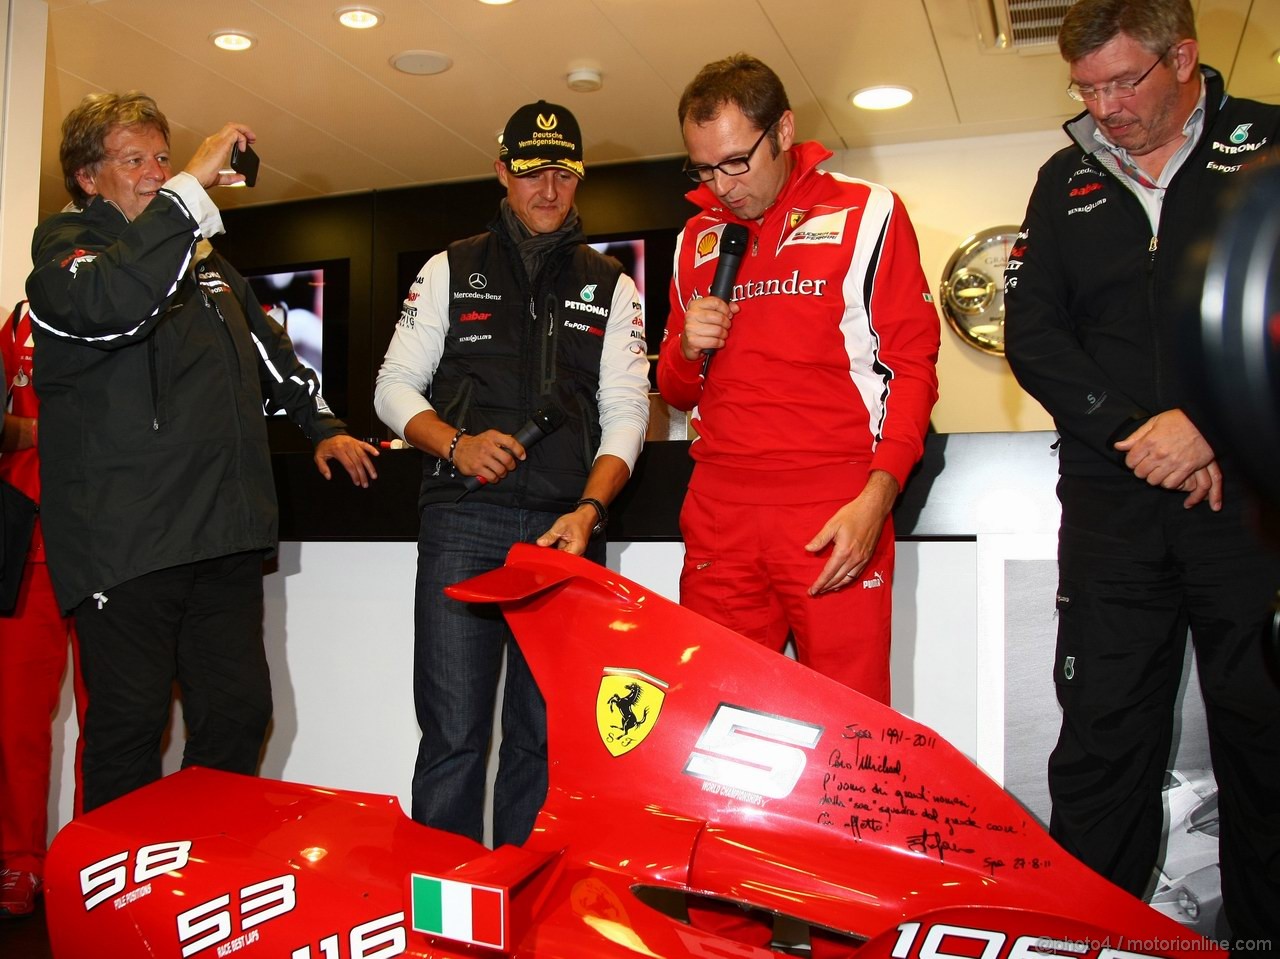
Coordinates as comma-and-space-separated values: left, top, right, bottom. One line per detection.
446, 427, 466, 477
576, 497, 608, 536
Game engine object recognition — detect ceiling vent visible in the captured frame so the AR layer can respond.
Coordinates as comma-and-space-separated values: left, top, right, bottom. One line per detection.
972, 0, 1078, 51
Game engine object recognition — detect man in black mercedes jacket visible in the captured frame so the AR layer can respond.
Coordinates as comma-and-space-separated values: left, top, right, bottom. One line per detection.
25, 92, 379, 813
374, 101, 649, 847
1004, 0, 1280, 940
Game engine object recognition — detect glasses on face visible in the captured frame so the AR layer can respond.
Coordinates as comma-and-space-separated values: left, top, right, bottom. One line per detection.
682, 120, 777, 183
1067, 47, 1171, 102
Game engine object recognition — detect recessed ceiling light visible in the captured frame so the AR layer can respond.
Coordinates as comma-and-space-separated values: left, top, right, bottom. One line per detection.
336, 6, 383, 29
1273, 48, 1280, 65
477, 0, 517, 5
850, 85, 914, 110
390, 50, 453, 76
210, 30, 256, 52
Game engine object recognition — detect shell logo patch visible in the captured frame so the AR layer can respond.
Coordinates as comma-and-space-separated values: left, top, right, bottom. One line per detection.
596, 667, 667, 757
693, 225, 726, 268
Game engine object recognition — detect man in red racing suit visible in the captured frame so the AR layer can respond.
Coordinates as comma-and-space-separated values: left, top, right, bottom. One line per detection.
658, 54, 939, 705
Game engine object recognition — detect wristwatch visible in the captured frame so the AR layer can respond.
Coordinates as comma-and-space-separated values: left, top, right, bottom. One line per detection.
576, 498, 608, 537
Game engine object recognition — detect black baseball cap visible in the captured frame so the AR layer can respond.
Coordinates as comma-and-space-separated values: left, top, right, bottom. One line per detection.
499, 100, 585, 180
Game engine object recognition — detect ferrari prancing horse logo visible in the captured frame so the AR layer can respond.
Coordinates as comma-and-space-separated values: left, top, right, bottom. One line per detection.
596, 668, 667, 757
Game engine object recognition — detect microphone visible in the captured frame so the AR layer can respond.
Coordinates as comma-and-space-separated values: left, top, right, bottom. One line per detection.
456, 405, 567, 498
701, 223, 749, 376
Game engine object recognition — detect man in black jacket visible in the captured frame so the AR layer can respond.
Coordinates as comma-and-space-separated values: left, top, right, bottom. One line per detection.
374, 101, 649, 847
26, 92, 378, 812
1004, 0, 1280, 940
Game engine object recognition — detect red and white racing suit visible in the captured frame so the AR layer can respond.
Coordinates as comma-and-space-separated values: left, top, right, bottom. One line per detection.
658, 141, 939, 702
0, 303, 83, 884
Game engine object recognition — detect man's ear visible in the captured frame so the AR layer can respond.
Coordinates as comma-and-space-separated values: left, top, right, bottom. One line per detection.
494, 160, 510, 189
1172, 39, 1199, 83
74, 166, 100, 198
775, 110, 796, 153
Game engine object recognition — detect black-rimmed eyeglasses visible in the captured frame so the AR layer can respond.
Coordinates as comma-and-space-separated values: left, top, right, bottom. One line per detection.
1067, 47, 1171, 102
682, 120, 778, 183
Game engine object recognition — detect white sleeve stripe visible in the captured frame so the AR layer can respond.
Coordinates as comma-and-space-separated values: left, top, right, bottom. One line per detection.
837, 179, 896, 445
28, 241, 195, 343
157, 186, 197, 225
251, 331, 286, 384
671, 228, 690, 307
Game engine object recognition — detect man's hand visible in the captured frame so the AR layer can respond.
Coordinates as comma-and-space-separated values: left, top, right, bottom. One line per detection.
1114, 409, 1222, 509
314, 435, 379, 487
452, 430, 525, 487
1176, 461, 1223, 510
535, 504, 597, 555
804, 471, 899, 595
679, 296, 738, 361
182, 123, 256, 190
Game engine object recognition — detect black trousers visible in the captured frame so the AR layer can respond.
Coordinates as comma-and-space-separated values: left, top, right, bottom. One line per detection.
1049, 474, 1280, 940
74, 551, 272, 812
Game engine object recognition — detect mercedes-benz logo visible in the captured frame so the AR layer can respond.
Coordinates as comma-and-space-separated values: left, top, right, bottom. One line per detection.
468, 273, 488, 290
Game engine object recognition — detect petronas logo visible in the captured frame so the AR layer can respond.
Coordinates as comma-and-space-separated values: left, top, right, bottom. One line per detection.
1230, 123, 1251, 144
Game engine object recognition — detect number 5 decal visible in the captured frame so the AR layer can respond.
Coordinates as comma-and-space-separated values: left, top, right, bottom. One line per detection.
684, 704, 822, 798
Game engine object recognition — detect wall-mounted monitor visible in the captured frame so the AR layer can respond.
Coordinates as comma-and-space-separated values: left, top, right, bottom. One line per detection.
589, 237, 647, 319
241, 258, 351, 419
591, 230, 674, 389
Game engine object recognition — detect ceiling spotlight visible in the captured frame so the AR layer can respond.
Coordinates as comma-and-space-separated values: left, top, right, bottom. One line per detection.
476, 0, 517, 5
390, 50, 453, 76
566, 67, 602, 93
210, 30, 256, 52
336, 6, 383, 29
1273, 48, 1280, 65
850, 85, 914, 110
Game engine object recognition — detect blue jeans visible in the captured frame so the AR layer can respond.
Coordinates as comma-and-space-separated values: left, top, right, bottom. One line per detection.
411, 501, 603, 847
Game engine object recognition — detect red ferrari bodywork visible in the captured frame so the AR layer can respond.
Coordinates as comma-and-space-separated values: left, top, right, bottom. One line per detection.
44, 545, 1224, 958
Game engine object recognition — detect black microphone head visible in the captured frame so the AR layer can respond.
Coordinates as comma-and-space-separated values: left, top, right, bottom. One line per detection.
721, 223, 749, 256
533, 404, 567, 434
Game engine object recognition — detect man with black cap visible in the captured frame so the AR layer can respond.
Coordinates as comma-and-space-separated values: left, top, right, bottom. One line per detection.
375, 100, 649, 846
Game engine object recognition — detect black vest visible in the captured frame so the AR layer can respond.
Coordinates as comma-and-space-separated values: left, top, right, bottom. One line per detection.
421, 225, 622, 512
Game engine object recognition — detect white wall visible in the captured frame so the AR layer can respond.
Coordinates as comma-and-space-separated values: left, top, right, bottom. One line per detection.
829, 131, 1063, 434
0, 0, 47, 306
50, 537, 984, 837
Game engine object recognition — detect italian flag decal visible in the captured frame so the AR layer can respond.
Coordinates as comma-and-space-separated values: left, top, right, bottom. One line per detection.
410, 874, 507, 950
